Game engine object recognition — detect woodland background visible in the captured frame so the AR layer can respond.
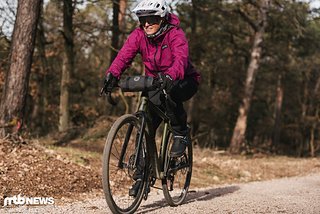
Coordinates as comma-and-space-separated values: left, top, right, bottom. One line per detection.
0, 0, 320, 157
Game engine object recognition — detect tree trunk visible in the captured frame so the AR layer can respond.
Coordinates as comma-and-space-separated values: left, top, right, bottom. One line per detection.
272, 74, 283, 148
309, 107, 318, 157
119, 0, 127, 45
59, 0, 74, 132
118, 0, 129, 113
229, 0, 270, 154
110, 0, 120, 64
32, 0, 49, 135
37, 3, 50, 133
309, 73, 320, 157
0, 0, 41, 138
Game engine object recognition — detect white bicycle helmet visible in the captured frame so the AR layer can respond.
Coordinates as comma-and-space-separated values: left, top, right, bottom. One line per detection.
132, 0, 169, 18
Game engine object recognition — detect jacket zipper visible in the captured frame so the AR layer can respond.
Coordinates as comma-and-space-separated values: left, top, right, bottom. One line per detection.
154, 43, 159, 71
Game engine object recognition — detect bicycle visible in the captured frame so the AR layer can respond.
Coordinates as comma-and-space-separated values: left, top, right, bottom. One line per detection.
101, 75, 193, 214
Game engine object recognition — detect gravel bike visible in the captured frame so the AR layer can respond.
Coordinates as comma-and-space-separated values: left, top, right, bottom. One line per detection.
101, 76, 193, 214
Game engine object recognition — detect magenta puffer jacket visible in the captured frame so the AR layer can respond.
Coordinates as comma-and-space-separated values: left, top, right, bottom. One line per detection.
106, 13, 200, 84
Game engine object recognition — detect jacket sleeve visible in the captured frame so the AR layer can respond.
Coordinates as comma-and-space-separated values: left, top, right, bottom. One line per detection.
164, 28, 189, 80
106, 29, 141, 78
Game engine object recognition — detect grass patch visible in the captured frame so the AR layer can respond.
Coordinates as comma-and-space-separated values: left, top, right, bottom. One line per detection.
46, 145, 101, 166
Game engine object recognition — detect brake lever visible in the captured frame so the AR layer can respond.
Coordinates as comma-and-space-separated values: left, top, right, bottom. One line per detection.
100, 87, 117, 106
100, 87, 106, 96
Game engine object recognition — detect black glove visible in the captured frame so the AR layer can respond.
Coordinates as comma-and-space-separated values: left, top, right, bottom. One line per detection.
159, 73, 174, 93
101, 72, 118, 94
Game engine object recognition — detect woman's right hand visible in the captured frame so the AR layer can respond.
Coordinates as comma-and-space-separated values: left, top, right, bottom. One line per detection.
101, 73, 119, 95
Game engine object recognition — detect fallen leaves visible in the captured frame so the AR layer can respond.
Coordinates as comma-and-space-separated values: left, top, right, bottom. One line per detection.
0, 138, 101, 206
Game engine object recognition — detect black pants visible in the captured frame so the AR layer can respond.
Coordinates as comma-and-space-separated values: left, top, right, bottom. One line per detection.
148, 76, 198, 136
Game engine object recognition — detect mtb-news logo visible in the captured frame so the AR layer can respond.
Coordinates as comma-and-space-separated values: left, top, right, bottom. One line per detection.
3, 194, 54, 207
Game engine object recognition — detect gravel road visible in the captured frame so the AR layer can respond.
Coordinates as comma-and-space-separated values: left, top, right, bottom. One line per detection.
3, 173, 320, 214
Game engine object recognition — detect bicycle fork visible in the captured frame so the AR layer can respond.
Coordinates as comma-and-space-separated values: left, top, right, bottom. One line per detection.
116, 114, 146, 170
134, 112, 153, 200
117, 124, 133, 169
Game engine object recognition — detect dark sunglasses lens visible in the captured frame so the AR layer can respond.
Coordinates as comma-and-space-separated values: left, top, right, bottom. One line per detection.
139, 16, 161, 25
139, 17, 147, 25
150, 16, 161, 24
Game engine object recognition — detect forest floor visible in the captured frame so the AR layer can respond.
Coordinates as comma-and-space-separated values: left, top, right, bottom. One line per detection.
1, 116, 320, 206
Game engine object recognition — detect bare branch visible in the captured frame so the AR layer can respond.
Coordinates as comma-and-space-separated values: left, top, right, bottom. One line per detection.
236, 8, 258, 31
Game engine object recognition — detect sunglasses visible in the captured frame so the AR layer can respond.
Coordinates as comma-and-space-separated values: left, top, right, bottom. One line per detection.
139, 16, 162, 26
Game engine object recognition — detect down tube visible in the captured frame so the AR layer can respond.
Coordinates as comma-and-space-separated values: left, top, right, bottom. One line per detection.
160, 122, 170, 178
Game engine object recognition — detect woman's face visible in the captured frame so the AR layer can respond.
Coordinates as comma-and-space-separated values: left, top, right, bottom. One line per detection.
139, 16, 162, 35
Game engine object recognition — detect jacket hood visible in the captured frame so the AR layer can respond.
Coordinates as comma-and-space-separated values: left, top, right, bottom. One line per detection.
167, 13, 180, 26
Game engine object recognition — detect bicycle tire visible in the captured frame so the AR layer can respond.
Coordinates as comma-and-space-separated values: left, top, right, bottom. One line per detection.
102, 114, 147, 214
162, 135, 193, 206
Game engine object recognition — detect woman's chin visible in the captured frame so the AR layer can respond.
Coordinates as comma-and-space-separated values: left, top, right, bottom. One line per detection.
144, 28, 157, 35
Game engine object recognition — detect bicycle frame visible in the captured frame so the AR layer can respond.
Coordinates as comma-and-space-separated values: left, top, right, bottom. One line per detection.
102, 74, 194, 213
135, 95, 172, 180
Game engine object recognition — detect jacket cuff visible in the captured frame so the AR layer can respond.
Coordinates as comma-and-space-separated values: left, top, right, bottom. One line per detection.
106, 70, 120, 80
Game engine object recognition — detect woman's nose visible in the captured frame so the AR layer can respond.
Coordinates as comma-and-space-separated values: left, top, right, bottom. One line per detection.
144, 22, 150, 27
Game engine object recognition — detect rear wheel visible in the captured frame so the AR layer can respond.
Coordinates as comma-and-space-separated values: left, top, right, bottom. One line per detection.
162, 135, 193, 206
102, 114, 147, 214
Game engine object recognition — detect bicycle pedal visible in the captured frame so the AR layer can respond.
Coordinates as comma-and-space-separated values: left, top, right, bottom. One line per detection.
170, 183, 173, 191
143, 187, 150, 200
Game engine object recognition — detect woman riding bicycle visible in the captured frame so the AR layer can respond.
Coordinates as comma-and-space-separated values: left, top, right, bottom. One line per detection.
104, 0, 200, 196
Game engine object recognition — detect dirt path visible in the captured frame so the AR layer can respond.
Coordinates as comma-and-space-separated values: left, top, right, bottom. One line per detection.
3, 173, 320, 214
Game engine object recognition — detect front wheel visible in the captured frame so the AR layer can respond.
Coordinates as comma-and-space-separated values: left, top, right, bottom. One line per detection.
102, 114, 147, 214
162, 135, 193, 206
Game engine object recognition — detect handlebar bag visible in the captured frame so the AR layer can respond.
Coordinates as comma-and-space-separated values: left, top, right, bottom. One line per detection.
119, 76, 155, 92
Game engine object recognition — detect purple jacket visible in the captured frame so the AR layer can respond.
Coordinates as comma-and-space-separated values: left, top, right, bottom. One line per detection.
107, 13, 200, 83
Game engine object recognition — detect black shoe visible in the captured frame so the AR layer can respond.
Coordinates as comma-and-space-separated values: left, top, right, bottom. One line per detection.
132, 169, 143, 181
170, 135, 188, 157
129, 180, 142, 197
